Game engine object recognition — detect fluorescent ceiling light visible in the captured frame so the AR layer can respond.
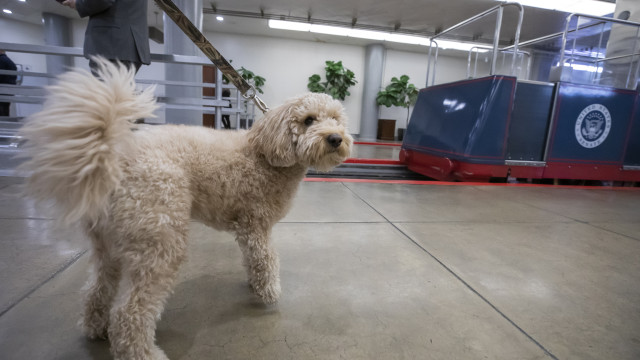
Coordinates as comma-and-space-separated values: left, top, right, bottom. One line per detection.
268, 19, 310, 32
216, 16, 224, 21
268, 20, 487, 51
384, 33, 428, 45
349, 29, 388, 41
505, 0, 615, 16
310, 24, 350, 36
434, 40, 490, 52
3, 9, 12, 14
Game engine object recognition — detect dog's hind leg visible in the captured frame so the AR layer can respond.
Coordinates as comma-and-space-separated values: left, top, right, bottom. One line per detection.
108, 220, 188, 360
81, 227, 121, 340
236, 229, 281, 304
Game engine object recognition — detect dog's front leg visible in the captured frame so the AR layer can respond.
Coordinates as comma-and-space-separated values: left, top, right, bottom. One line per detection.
236, 229, 281, 304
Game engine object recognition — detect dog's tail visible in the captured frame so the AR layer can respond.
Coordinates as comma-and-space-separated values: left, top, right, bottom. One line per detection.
19, 57, 157, 225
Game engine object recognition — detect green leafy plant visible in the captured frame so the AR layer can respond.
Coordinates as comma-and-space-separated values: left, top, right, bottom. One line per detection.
376, 75, 419, 125
307, 60, 357, 101
238, 66, 266, 94
222, 61, 266, 94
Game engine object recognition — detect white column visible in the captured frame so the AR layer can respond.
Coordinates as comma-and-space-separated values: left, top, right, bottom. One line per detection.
42, 12, 73, 82
359, 44, 386, 141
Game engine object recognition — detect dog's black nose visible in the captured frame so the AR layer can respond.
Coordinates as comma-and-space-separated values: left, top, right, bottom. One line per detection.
327, 134, 342, 148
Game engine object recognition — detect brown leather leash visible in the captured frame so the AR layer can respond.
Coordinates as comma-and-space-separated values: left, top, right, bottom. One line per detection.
153, 0, 269, 113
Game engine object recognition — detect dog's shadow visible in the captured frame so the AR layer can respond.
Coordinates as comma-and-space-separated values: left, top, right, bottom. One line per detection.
157, 274, 279, 358
75, 274, 276, 359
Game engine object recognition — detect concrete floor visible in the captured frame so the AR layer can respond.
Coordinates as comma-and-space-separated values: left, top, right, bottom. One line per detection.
0, 176, 639, 360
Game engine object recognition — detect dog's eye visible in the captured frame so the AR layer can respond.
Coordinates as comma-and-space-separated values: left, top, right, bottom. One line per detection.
304, 116, 315, 126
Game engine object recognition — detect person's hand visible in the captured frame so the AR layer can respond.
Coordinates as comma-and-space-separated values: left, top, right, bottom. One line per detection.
62, 0, 76, 9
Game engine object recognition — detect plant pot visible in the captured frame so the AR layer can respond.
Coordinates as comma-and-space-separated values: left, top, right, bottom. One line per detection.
377, 119, 396, 141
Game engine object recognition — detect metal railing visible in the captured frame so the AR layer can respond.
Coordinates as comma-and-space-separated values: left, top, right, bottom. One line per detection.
426, 2, 524, 86
505, 13, 640, 89
560, 13, 640, 89
0, 42, 257, 130
466, 46, 531, 80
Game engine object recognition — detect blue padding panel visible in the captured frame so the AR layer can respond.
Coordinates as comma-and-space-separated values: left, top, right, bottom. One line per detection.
548, 83, 637, 164
506, 81, 555, 161
403, 76, 516, 164
624, 95, 640, 166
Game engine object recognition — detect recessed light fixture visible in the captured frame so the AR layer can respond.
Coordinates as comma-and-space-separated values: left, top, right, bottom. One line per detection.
3, 9, 12, 14
216, 16, 223, 21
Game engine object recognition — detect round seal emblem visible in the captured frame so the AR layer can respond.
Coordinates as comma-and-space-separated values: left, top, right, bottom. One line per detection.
574, 104, 611, 148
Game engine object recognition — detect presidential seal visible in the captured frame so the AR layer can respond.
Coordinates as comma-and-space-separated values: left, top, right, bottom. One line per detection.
574, 104, 611, 148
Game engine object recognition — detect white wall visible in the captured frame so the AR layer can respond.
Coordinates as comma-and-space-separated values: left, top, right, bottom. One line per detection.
205, 32, 365, 133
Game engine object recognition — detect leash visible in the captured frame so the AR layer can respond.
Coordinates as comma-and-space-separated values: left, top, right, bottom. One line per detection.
153, 0, 269, 113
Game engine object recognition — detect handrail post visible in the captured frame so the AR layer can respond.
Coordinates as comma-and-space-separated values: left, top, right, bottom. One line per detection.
432, 42, 439, 86
215, 68, 223, 129
510, 3, 524, 76
491, 6, 503, 75
426, 43, 433, 88
558, 14, 575, 71
467, 48, 474, 78
626, 27, 640, 89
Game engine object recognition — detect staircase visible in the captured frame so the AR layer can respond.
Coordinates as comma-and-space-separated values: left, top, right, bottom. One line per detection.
0, 120, 23, 176
307, 161, 431, 180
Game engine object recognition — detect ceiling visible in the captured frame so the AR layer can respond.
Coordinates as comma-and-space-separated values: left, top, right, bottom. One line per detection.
0, 0, 617, 53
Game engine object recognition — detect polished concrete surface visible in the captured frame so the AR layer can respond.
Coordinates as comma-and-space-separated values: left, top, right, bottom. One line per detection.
1, 176, 639, 360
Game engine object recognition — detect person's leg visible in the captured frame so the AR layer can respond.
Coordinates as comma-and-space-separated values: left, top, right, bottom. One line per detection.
89, 59, 142, 77
115, 61, 145, 123
0, 102, 9, 117
222, 115, 230, 129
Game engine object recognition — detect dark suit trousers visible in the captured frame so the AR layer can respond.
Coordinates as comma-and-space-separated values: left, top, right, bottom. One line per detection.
89, 59, 142, 78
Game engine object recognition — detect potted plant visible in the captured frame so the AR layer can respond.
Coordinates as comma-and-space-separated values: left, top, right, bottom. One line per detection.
307, 60, 357, 101
376, 75, 419, 140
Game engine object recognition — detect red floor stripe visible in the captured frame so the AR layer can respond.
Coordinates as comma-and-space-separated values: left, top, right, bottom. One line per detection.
304, 177, 640, 190
353, 141, 401, 147
344, 158, 403, 165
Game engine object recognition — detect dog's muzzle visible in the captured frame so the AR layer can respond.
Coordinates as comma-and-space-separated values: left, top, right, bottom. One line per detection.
326, 133, 343, 148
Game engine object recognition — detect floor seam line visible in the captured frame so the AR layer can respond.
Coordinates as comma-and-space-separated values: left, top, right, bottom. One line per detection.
341, 181, 559, 360
388, 224, 559, 360
471, 188, 640, 242
0, 249, 88, 319
472, 186, 584, 224
584, 223, 640, 242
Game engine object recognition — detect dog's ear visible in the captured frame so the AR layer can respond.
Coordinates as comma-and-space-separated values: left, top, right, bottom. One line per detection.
248, 100, 297, 167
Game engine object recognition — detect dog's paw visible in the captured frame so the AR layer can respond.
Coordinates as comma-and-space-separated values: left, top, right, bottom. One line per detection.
80, 319, 109, 340
150, 345, 170, 360
251, 279, 281, 304
79, 309, 109, 340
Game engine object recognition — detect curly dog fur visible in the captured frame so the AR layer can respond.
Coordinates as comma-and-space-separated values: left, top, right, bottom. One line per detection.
19, 58, 352, 360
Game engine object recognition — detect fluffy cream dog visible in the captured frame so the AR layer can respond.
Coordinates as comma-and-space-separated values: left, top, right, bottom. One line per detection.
19, 58, 352, 360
